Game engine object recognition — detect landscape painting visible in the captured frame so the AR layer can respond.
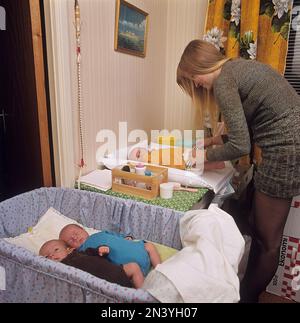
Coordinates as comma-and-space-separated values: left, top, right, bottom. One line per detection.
114, 0, 149, 57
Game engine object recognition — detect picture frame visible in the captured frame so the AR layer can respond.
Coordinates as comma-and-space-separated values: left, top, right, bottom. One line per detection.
114, 0, 149, 58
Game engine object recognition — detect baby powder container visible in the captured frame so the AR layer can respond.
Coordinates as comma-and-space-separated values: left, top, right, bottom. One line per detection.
135, 163, 146, 175
160, 183, 174, 199
135, 163, 146, 188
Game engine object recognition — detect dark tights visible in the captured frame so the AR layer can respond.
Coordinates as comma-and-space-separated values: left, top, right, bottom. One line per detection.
240, 190, 291, 303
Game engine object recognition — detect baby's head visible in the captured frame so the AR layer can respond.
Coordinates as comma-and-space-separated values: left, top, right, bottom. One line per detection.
128, 147, 148, 162
39, 239, 71, 261
59, 224, 89, 248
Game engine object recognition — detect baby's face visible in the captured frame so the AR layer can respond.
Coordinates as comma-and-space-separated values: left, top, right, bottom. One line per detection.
128, 148, 148, 162
40, 241, 69, 261
60, 226, 89, 248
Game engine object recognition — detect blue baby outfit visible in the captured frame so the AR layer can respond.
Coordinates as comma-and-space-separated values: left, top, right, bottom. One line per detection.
78, 231, 151, 276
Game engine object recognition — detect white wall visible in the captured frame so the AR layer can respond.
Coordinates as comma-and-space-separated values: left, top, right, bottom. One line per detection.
71, 0, 168, 174
164, 0, 208, 131
45, 0, 208, 187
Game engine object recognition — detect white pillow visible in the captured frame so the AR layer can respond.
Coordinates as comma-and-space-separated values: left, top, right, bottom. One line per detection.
4, 207, 99, 255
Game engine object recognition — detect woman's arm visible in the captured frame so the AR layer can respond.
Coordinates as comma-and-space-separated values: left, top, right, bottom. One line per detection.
205, 135, 227, 147
207, 78, 251, 162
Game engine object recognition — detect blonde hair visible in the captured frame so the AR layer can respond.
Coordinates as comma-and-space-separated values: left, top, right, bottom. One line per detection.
177, 39, 230, 131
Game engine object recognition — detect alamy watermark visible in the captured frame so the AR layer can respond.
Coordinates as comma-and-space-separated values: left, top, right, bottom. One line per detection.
96, 122, 205, 171
0, 6, 6, 31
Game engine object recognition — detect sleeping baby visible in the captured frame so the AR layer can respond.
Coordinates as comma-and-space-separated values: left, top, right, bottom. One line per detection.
128, 146, 225, 171
59, 224, 161, 288
39, 239, 136, 288
128, 146, 186, 170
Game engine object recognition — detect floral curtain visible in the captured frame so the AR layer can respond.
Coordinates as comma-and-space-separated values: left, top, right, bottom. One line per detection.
204, 0, 293, 73
204, 0, 294, 163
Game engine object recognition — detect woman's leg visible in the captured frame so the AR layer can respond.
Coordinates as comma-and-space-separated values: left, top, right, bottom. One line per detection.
240, 190, 291, 302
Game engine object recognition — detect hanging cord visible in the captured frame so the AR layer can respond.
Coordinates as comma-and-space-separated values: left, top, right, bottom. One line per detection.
77, 46, 84, 167
75, 0, 85, 190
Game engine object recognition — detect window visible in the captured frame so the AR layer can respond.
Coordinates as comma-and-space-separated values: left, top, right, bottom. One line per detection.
284, 0, 300, 95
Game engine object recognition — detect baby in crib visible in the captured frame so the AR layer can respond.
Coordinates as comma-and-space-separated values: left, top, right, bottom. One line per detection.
39, 239, 134, 288
59, 224, 161, 288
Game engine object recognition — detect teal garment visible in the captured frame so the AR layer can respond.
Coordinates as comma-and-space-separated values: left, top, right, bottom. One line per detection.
78, 231, 151, 276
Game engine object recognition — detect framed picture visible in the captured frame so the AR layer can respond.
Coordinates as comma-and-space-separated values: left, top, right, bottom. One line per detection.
114, 0, 149, 57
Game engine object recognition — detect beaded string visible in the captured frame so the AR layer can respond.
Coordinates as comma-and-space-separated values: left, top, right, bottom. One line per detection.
75, 0, 85, 188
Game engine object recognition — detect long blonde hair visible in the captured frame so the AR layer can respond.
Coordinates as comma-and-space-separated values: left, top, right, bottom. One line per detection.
177, 40, 230, 131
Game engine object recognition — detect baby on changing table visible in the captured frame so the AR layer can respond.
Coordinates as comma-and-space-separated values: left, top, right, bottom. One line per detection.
128, 145, 225, 171
39, 239, 134, 288
59, 224, 161, 288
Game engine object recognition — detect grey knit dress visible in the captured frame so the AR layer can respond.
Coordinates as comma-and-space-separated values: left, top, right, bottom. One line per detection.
207, 58, 300, 199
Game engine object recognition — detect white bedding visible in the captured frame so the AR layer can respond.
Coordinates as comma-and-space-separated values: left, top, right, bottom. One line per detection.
143, 204, 245, 303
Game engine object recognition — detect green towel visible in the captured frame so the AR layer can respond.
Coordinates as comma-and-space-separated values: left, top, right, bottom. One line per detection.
152, 242, 178, 262
75, 183, 208, 212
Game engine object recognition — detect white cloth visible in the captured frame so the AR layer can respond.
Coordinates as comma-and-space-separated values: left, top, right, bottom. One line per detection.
145, 204, 245, 303
78, 169, 112, 191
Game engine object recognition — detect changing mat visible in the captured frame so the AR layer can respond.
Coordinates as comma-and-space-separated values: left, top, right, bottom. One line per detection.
99, 141, 235, 193
76, 183, 208, 213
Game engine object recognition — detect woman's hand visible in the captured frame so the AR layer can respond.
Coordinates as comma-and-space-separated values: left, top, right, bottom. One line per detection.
204, 136, 214, 148
204, 161, 226, 171
187, 159, 226, 170
98, 245, 110, 256
189, 146, 226, 170
192, 136, 225, 158
204, 135, 225, 148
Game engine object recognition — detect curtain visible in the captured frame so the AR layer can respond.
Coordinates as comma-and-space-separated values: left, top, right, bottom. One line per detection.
204, 0, 294, 164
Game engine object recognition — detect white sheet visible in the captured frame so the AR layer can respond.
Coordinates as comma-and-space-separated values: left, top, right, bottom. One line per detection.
144, 204, 245, 303
167, 163, 234, 193
78, 169, 112, 191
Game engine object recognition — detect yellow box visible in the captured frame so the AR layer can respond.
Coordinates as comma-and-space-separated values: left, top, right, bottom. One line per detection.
157, 135, 175, 146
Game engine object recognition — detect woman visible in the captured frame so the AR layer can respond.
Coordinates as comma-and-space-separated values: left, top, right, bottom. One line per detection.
177, 39, 300, 302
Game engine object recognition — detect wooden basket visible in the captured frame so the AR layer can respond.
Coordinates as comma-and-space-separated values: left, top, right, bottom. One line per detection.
112, 164, 168, 200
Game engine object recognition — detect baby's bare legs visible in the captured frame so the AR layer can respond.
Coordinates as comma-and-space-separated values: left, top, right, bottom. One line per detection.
123, 263, 144, 288
144, 242, 161, 268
